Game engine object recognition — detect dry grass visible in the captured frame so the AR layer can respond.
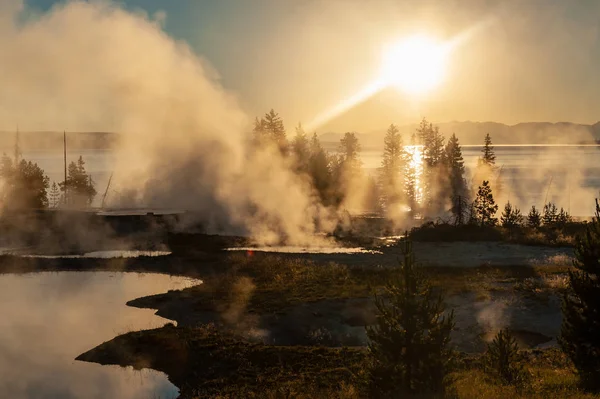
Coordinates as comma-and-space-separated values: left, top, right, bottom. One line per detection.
514, 272, 569, 299
84, 324, 600, 399
453, 369, 597, 399
409, 222, 585, 248
130, 253, 576, 318
213, 382, 361, 399
529, 254, 574, 268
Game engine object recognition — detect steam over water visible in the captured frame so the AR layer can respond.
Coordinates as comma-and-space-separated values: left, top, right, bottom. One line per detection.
2, 0, 598, 245
0, 272, 200, 399
357, 144, 600, 217
17, 144, 600, 215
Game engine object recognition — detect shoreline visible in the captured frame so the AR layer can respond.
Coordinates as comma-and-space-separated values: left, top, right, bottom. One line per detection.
0, 237, 578, 398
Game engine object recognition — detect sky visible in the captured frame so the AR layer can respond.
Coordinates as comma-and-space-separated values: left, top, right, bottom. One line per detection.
21, 0, 600, 132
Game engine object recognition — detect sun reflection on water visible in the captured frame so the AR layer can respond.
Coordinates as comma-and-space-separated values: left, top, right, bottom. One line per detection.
404, 145, 424, 209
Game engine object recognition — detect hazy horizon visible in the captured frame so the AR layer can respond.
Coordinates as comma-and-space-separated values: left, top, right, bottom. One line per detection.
7, 0, 600, 133
1, 0, 598, 240
1, 118, 599, 135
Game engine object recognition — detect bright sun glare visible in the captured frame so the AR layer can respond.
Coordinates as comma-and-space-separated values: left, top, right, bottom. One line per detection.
381, 35, 449, 95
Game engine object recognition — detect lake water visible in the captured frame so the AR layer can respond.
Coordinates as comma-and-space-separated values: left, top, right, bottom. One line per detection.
360, 145, 600, 217
18, 145, 600, 216
0, 272, 201, 399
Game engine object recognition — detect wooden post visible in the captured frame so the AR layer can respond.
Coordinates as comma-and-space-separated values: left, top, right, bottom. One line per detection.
63, 131, 67, 205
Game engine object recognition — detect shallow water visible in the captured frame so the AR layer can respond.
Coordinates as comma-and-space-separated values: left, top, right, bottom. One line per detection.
226, 246, 382, 254
0, 272, 201, 399
19, 250, 172, 259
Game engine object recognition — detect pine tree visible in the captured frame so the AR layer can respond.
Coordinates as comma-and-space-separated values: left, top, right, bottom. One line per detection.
445, 133, 467, 222
527, 206, 542, 228
542, 203, 558, 226
479, 133, 496, 167
501, 201, 523, 228
367, 236, 455, 397
308, 133, 332, 205
416, 118, 446, 215
60, 156, 97, 207
291, 123, 310, 174
474, 133, 500, 200
331, 132, 363, 208
0, 153, 14, 182
339, 132, 361, 164
557, 207, 572, 227
263, 109, 287, 153
0, 154, 49, 209
450, 195, 469, 225
484, 329, 527, 386
335, 132, 362, 181
404, 159, 418, 217
253, 109, 287, 154
474, 181, 498, 226
379, 124, 405, 212
417, 119, 445, 167
468, 202, 479, 225
445, 133, 466, 200
560, 199, 600, 391
252, 116, 266, 141
403, 133, 419, 216
363, 175, 383, 214
49, 181, 61, 208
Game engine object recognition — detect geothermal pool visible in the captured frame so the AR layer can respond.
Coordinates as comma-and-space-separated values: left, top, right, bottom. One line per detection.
0, 272, 200, 399
226, 246, 382, 254
18, 250, 172, 259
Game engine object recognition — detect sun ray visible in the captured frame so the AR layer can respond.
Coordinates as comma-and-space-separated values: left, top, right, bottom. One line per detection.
306, 22, 491, 132
305, 79, 386, 132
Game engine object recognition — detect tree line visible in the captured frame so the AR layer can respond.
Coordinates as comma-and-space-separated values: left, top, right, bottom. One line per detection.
253, 109, 573, 227
0, 150, 97, 211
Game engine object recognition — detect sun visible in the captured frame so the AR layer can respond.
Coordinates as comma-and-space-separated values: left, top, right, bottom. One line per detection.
381, 35, 449, 95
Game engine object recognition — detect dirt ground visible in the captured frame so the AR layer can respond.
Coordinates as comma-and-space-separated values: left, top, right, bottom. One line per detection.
412, 241, 574, 267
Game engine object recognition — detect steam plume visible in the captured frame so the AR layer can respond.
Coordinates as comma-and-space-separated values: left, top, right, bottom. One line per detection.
0, 1, 329, 245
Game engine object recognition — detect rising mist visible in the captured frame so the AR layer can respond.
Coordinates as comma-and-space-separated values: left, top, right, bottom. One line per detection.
0, 0, 336, 245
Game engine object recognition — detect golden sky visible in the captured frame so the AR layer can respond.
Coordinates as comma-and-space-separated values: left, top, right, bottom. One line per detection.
18, 0, 600, 132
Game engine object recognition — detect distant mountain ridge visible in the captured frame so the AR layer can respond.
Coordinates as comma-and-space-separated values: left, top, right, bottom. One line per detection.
319, 121, 600, 150
1, 122, 598, 153
0, 131, 118, 151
